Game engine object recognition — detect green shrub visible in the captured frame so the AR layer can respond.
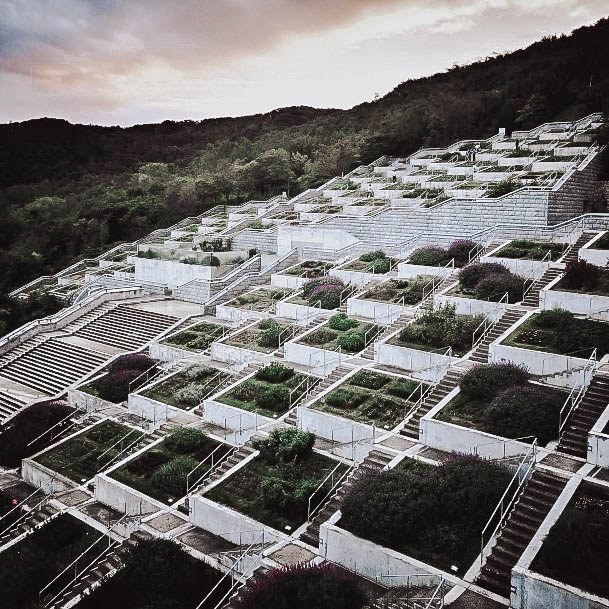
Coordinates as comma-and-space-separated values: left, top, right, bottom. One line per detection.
385, 378, 419, 399
255, 385, 291, 412
336, 329, 366, 352
255, 364, 294, 384
458, 262, 509, 289
174, 383, 208, 407
460, 363, 530, 400
474, 272, 525, 303
327, 313, 359, 331
253, 429, 315, 464
152, 456, 198, 496
324, 388, 367, 410
258, 323, 284, 348
447, 239, 477, 265
409, 246, 446, 266
360, 395, 402, 422
350, 369, 389, 390
302, 277, 345, 299
561, 260, 603, 292
302, 328, 337, 346
164, 427, 208, 454
359, 250, 386, 262
535, 308, 574, 328
230, 381, 258, 403
315, 288, 342, 309
488, 178, 518, 197
369, 257, 391, 273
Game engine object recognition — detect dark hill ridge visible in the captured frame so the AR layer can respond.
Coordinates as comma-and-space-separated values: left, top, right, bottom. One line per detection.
0, 17, 608, 325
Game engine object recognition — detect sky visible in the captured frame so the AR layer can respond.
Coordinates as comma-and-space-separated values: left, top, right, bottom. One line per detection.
0, 0, 607, 126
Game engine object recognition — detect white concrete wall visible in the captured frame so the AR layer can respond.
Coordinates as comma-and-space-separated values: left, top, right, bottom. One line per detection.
67, 387, 117, 414
134, 257, 224, 288
21, 458, 75, 493
277, 225, 357, 256
283, 341, 341, 376
270, 273, 308, 289
216, 303, 269, 323
580, 248, 609, 267
540, 282, 609, 321
330, 268, 382, 288
434, 292, 510, 319
203, 398, 274, 435
127, 392, 176, 424
210, 341, 267, 367
94, 474, 162, 516
397, 263, 453, 279
375, 341, 452, 382
275, 299, 324, 324
479, 254, 551, 280
588, 406, 609, 468
149, 341, 207, 364
346, 297, 406, 325
299, 406, 375, 445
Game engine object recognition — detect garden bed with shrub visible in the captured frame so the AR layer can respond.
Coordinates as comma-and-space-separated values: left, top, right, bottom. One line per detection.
223, 319, 295, 354
110, 427, 230, 502
554, 260, 609, 296
449, 262, 525, 303
0, 514, 98, 608
361, 278, 429, 305
494, 239, 565, 261
407, 240, 477, 268
436, 363, 565, 444
226, 288, 291, 312
217, 364, 314, 417
141, 365, 232, 410
289, 277, 347, 310
531, 481, 609, 598
298, 313, 376, 354
233, 563, 367, 609
342, 251, 395, 274
502, 309, 609, 358
35, 421, 143, 482
590, 232, 609, 250
81, 353, 157, 403
206, 429, 347, 530
283, 260, 332, 278
389, 305, 482, 356
312, 369, 428, 429
164, 322, 228, 351
340, 456, 511, 572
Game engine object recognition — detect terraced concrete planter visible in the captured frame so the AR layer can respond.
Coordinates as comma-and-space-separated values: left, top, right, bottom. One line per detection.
420, 388, 535, 459
203, 398, 274, 440
434, 291, 510, 319
275, 298, 325, 323
210, 341, 267, 367
189, 495, 284, 546
588, 407, 609, 468
133, 258, 227, 289
149, 341, 207, 364
579, 247, 609, 267
330, 268, 387, 288
540, 278, 609, 320
68, 385, 116, 413
375, 341, 452, 382
283, 341, 341, 376
22, 458, 75, 493
343, 204, 375, 216
480, 246, 553, 280
320, 520, 448, 586
532, 161, 573, 171
94, 473, 163, 516
498, 156, 536, 166
270, 273, 308, 289
346, 297, 406, 325
397, 262, 453, 279
127, 392, 175, 424
216, 303, 270, 323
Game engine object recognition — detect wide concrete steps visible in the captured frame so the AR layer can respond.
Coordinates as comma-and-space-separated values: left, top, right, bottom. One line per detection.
0, 338, 107, 396
74, 306, 179, 350
560, 232, 598, 265
521, 267, 563, 307
476, 469, 566, 598
0, 502, 60, 550
468, 308, 528, 364
0, 390, 28, 419
359, 313, 415, 361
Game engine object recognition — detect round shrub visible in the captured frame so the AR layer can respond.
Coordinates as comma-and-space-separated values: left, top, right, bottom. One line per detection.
359, 250, 386, 263
534, 308, 574, 328
96, 369, 142, 403
350, 369, 389, 390
152, 455, 198, 497
324, 388, 367, 410
253, 428, 315, 464
258, 323, 284, 348
460, 363, 530, 400
302, 276, 344, 299
474, 272, 525, 303
447, 239, 477, 266
484, 385, 563, 445
458, 262, 509, 290
408, 246, 446, 266
255, 385, 291, 412
336, 329, 366, 353
234, 564, 367, 609
385, 378, 419, 399
561, 260, 602, 291
174, 383, 208, 408
369, 257, 390, 273
109, 353, 154, 373
255, 364, 294, 384
327, 313, 359, 332
230, 381, 258, 403
125, 449, 169, 476
164, 427, 208, 453
309, 284, 343, 309
302, 328, 337, 346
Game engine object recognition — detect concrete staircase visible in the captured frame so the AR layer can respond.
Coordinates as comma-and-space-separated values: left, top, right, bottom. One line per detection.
400, 369, 463, 439
521, 267, 563, 307
299, 449, 393, 547
74, 305, 179, 350
359, 313, 415, 361
476, 469, 567, 598
468, 307, 528, 365
557, 372, 609, 458
298, 365, 352, 403
0, 390, 28, 419
201, 443, 257, 487
0, 500, 60, 550
560, 231, 599, 265
0, 338, 108, 396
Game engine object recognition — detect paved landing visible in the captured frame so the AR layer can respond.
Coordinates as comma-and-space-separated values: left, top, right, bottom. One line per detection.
269, 543, 316, 567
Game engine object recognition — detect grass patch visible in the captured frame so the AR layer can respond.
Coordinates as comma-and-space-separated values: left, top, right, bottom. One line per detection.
312, 370, 427, 429
494, 239, 566, 261
299, 314, 375, 353
223, 319, 294, 354
164, 322, 228, 351
111, 428, 230, 502
361, 278, 429, 305
227, 287, 290, 311
142, 365, 231, 410
35, 421, 142, 482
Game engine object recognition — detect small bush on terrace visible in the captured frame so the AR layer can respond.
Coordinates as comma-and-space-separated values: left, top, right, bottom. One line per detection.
327, 312, 359, 331
151, 455, 198, 496
234, 563, 367, 609
257, 320, 284, 348
359, 250, 387, 263
95, 353, 157, 403
253, 428, 315, 465
534, 308, 574, 328
302, 276, 344, 299
446, 239, 477, 264
303, 277, 345, 309
350, 369, 389, 390
458, 263, 509, 289
474, 272, 525, 303
255, 363, 294, 384
560, 260, 609, 295
408, 246, 446, 266
488, 178, 518, 198
325, 388, 367, 410
459, 362, 530, 400
255, 385, 291, 411
302, 327, 338, 346
336, 329, 366, 353
164, 427, 209, 454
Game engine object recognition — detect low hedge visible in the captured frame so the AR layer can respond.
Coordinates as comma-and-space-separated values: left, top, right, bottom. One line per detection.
457, 263, 525, 303
459, 362, 530, 400
559, 260, 609, 295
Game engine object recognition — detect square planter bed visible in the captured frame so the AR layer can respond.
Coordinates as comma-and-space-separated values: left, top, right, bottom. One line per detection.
337, 456, 512, 575
528, 481, 609, 602
579, 232, 609, 267
295, 314, 377, 354
311, 369, 429, 430
161, 322, 229, 352
397, 261, 454, 279
33, 420, 144, 483
215, 364, 317, 419
109, 428, 231, 504
216, 287, 291, 322
542, 270, 609, 319
220, 319, 297, 354
138, 365, 232, 411
435, 288, 514, 317
206, 443, 347, 532
480, 240, 565, 279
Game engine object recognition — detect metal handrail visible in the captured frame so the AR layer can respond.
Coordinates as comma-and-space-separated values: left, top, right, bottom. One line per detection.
289, 375, 320, 407
559, 348, 597, 436
480, 440, 537, 564
25, 410, 79, 448
186, 444, 229, 493
471, 292, 508, 347
0, 488, 45, 535
128, 363, 160, 394
307, 458, 355, 523
96, 428, 141, 465
402, 379, 433, 419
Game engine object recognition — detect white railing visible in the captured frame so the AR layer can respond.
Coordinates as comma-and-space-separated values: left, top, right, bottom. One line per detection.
373, 575, 445, 609
402, 379, 433, 421
471, 292, 508, 347
307, 458, 355, 523
559, 348, 597, 437
480, 439, 537, 564
289, 375, 320, 408
95, 429, 144, 473
186, 444, 232, 493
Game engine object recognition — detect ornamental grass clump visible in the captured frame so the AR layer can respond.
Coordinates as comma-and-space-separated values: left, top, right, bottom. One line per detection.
234, 563, 367, 609
459, 362, 530, 401
253, 428, 315, 465
408, 246, 446, 266
151, 455, 198, 496
327, 312, 359, 331
560, 260, 609, 295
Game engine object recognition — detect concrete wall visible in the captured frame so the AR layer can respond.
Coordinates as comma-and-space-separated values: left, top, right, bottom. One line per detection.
479, 253, 552, 280
21, 458, 75, 494
541, 281, 609, 320
275, 299, 325, 324
210, 341, 267, 367
588, 406, 609, 468
346, 297, 406, 325
299, 406, 375, 445
203, 398, 274, 436
94, 473, 162, 516
434, 292, 510, 319
283, 341, 341, 376
67, 387, 117, 414
375, 341, 453, 382
397, 263, 453, 279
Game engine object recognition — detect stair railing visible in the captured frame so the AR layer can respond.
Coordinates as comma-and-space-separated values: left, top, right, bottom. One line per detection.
186, 444, 232, 493
128, 363, 162, 394
0, 489, 49, 541
289, 375, 321, 408
95, 429, 144, 472
471, 292, 509, 348
307, 458, 355, 523
558, 348, 597, 438
480, 439, 537, 565
194, 445, 240, 492
402, 379, 434, 421
26, 410, 81, 449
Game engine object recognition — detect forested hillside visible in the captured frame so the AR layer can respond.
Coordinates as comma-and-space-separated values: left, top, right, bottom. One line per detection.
1, 17, 608, 331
